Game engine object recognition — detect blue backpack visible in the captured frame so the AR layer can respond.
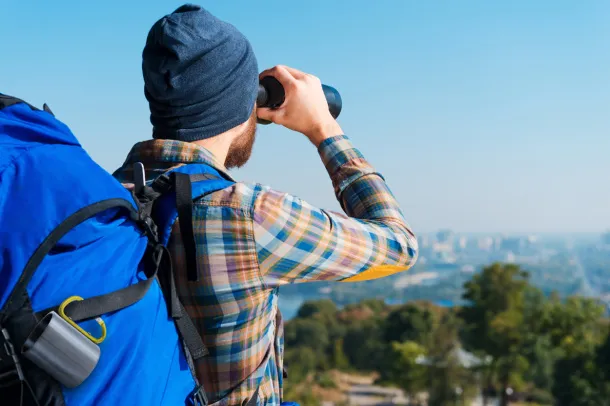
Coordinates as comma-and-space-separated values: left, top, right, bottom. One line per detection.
0, 94, 236, 405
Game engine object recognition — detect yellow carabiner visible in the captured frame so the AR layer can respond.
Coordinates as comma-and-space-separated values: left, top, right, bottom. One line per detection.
58, 296, 107, 344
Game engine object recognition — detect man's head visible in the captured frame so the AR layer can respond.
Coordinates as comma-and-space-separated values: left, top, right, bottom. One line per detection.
142, 4, 258, 168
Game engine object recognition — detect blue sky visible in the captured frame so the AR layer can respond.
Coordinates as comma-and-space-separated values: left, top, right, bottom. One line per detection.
2, 1, 609, 233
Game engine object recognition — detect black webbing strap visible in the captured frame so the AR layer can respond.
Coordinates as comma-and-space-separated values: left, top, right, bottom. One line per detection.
175, 301, 208, 359
35, 244, 165, 323
174, 173, 199, 282
38, 277, 157, 323
0, 94, 40, 112
0, 199, 137, 323
154, 240, 208, 359
189, 173, 221, 182
172, 172, 220, 282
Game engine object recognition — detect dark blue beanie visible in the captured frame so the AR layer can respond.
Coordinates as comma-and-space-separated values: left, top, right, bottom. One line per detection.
142, 4, 258, 141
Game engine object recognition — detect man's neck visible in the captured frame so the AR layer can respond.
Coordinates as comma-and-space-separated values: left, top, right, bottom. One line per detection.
192, 136, 232, 168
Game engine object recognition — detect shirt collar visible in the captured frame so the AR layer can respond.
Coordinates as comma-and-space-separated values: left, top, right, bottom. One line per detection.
114, 139, 235, 182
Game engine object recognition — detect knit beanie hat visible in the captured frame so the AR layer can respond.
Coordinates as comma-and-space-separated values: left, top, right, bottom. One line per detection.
142, 4, 259, 141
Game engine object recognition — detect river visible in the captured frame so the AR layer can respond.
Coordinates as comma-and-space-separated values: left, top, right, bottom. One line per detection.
278, 293, 305, 320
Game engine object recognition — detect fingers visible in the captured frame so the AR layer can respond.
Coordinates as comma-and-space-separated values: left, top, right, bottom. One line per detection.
256, 105, 283, 123
259, 65, 299, 91
278, 65, 308, 80
122, 183, 135, 191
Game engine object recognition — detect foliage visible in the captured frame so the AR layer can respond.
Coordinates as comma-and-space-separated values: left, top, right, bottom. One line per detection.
526, 388, 555, 405
552, 352, 608, 406
384, 303, 435, 346
296, 299, 338, 319
281, 261, 610, 406
460, 263, 529, 357
283, 383, 320, 406
284, 347, 317, 380
386, 340, 427, 398
342, 317, 388, 371
284, 318, 329, 357
315, 372, 337, 389
331, 339, 350, 371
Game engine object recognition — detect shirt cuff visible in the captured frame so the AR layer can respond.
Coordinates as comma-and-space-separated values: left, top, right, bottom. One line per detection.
318, 135, 363, 175
318, 134, 383, 197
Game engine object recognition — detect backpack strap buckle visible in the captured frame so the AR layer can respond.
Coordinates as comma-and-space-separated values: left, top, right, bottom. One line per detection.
140, 215, 159, 242
187, 385, 208, 406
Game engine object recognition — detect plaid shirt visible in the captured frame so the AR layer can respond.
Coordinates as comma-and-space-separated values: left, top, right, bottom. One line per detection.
113, 135, 418, 405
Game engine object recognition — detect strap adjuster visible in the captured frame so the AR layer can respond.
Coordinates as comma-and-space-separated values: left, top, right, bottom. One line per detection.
0, 327, 25, 383
142, 216, 159, 241
187, 385, 208, 406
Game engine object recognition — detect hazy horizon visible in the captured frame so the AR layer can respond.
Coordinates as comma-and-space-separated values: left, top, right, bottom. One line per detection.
2, 0, 609, 233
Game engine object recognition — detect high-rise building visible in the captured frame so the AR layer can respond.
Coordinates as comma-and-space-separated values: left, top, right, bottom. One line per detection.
478, 236, 494, 251
437, 229, 454, 244
418, 235, 430, 248
493, 236, 503, 251
501, 237, 524, 253
457, 236, 468, 250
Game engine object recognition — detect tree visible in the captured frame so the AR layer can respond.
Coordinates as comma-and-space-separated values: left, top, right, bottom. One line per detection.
520, 286, 561, 393
343, 317, 388, 371
426, 312, 477, 406
553, 352, 608, 406
550, 298, 608, 405
284, 347, 317, 380
360, 298, 389, 314
542, 295, 606, 358
297, 299, 338, 319
459, 263, 530, 406
387, 341, 427, 404
597, 329, 610, 381
284, 318, 330, 367
384, 303, 435, 346
331, 338, 350, 370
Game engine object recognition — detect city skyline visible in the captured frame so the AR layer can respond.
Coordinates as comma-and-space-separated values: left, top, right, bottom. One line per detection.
1, 1, 609, 233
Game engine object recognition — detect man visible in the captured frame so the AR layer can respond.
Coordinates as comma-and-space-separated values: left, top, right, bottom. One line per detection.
114, 4, 418, 405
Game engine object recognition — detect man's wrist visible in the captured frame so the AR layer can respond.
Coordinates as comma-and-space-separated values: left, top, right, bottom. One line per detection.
306, 121, 344, 148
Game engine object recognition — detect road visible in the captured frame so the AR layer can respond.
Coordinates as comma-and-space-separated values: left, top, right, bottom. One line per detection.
346, 384, 406, 405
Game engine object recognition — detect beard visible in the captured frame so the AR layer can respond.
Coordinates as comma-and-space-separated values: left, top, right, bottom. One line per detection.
224, 111, 257, 169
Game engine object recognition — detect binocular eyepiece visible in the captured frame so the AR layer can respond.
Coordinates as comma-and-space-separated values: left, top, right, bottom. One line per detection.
257, 76, 342, 125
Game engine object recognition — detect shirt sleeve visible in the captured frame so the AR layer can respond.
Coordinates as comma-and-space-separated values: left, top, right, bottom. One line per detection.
252, 135, 418, 287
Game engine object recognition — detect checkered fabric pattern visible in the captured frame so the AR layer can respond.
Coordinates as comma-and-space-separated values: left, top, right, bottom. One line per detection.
113, 134, 418, 405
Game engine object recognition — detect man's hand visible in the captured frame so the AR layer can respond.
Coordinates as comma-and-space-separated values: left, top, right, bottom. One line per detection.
257, 65, 343, 147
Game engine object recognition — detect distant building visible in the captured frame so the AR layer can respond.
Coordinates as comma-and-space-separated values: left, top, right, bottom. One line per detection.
461, 265, 475, 273
417, 235, 430, 248
456, 236, 468, 251
436, 251, 456, 264
493, 236, 503, 251
501, 237, 524, 253
602, 231, 610, 246
432, 242, 453, 254
436, 229, 454, 244
478, 236, 494, 251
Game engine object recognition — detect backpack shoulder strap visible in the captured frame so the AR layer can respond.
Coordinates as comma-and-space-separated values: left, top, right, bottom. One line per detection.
0, 94, 54, 115
150, 164, 235, 282
0, 199, 148, 324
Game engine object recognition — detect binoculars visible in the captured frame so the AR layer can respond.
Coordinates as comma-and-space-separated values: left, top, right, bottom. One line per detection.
257, 76, 342, 125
